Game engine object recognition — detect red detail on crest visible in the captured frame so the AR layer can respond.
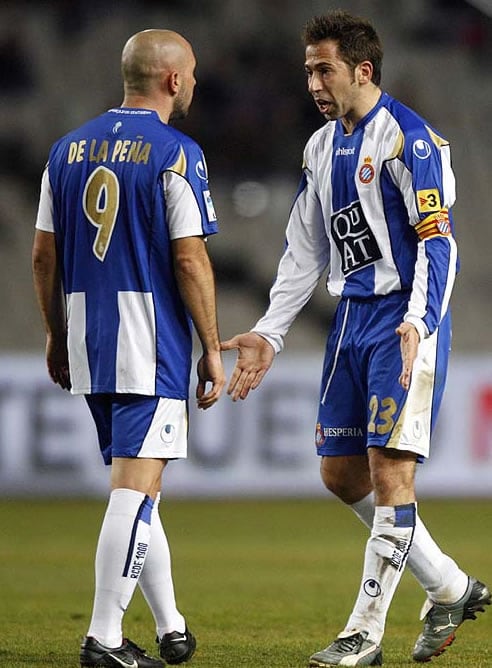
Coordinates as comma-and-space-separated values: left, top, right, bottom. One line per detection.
359, 163, 375, 184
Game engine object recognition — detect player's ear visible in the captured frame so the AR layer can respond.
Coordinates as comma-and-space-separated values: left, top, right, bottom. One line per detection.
356, 60, 373, 85
167, 70, 180, 95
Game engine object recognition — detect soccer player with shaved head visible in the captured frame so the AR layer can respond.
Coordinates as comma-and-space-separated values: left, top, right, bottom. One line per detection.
33, 29, 224, 668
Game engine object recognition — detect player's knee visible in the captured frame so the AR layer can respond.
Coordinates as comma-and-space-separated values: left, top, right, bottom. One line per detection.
320, 465, 359, 503
320, 455, 372, 504
369, 448, 417, 505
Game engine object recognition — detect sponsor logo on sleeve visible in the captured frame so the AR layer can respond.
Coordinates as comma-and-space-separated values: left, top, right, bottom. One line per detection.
417, 189, 441, 213
413, 139, 432, 160
195, 158, 208, 180
203, 190, 217, 222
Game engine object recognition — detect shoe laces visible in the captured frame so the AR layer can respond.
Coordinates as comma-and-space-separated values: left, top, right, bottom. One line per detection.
334, 633, 364, 653
124, 639, 147, 655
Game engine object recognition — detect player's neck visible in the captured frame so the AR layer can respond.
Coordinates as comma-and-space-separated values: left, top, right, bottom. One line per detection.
120, 95, 172, 124
341, 86, 382, 135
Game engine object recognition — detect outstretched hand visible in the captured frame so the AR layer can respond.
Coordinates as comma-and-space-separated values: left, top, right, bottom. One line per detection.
395, 322, 420, 390
196, 350, 226, 409
221, 332, 275, 401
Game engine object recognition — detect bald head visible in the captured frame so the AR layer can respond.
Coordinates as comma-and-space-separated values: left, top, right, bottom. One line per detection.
121, 29, 194, 97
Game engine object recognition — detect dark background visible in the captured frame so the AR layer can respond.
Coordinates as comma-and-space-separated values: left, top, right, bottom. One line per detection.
1, 0, 490, 352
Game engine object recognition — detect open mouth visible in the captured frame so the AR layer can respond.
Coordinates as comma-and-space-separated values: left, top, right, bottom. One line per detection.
314, 98, 332, 114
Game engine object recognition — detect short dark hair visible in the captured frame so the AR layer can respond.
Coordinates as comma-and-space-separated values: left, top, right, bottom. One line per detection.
302, 10, 383, 86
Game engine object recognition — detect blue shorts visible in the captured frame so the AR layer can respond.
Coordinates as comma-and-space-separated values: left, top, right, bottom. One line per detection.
316, 293, 451, 459
85, 394, 189, 465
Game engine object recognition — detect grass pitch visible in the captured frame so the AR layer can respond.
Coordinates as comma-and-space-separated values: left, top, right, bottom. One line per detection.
0, 498, 490, 667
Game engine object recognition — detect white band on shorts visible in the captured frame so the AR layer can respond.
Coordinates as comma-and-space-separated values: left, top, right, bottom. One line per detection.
389, 330, 438, 458
139, 398, 188, 459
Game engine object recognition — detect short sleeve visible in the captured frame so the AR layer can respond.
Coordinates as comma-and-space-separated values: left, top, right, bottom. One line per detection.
35, 167, 55, 233
164, 141, 218, 239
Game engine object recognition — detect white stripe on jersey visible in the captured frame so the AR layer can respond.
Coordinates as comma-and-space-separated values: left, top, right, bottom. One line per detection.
66, 292, 91, 391
439, 144, 456, 207
406, 245, 430, 322
116, 291, 156, 394
440, 238, 458, 319
406, 235, 458, 335
357, 108, 401, 294
385, 159, 416, 220
163, 171, 206, 239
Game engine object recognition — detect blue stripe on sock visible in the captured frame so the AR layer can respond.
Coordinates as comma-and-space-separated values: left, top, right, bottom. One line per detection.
122, 495, 154, 577
394, 502, 416, 528
139, 495, 153, 526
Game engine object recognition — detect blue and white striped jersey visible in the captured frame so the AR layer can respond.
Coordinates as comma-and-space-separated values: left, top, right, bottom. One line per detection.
254, 92, 458, 351
35, 108, 218, 397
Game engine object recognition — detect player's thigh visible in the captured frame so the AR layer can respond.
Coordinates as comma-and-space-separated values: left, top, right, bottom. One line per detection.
111, 456, 167, 496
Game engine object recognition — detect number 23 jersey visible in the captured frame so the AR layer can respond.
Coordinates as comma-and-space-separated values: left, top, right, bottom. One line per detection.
254, 92, 458, 350
35, 108, 219, 397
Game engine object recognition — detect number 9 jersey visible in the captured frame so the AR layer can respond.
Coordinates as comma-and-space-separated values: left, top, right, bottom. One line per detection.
35, 108, 219, 397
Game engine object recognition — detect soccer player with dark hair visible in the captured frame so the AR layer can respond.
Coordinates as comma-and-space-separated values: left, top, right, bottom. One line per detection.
222, 10, 489, 666
33, 29, 225, 668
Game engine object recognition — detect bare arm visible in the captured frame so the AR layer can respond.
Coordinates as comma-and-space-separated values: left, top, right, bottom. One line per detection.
32, 229, 71, 390
172, 236, 225, 409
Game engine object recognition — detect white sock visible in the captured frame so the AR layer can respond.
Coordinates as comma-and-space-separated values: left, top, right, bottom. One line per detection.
351, 493, 468, 603
87, 488, 154, 647
138, 493, 185, 638
345, 504, 416, 644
